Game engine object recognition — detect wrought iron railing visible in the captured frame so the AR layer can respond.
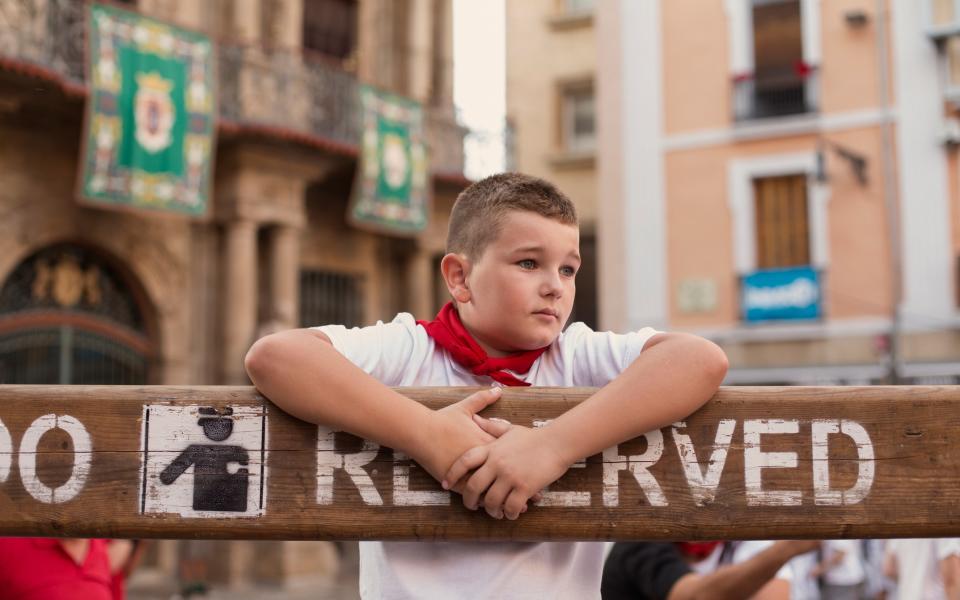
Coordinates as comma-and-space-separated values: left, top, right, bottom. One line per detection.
0, 0, 471, 176
0, 0, 86, 85
732, 68, 819, 122
218, 45, 468, 175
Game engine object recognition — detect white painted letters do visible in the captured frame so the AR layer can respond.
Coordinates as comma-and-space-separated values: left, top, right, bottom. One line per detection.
0, 417, 10, 484
18, 414, 92, 504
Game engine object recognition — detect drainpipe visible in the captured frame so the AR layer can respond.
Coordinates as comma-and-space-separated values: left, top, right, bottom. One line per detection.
875, 0, 902, 383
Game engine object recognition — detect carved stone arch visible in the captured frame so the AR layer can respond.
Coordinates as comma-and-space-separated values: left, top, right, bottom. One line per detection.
0, 240, 160, 384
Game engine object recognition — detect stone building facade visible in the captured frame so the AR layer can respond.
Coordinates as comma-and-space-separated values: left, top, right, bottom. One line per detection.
0, 0, 465, 593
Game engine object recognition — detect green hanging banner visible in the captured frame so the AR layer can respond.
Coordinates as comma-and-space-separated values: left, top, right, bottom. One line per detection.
79, 4, 215, 218
348, 85, 430, 235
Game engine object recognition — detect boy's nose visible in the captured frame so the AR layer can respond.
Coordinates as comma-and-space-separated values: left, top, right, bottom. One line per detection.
540, 272, 563, 297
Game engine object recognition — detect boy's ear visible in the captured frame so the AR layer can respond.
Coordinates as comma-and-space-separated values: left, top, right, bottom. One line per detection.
440, 253, 471, 303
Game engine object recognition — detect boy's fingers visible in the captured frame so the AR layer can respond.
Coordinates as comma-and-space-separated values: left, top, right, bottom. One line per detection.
449, 474, 471, 495
462, 465, 496, 511
482, 480, 512, 519
458, 386, 502, 414
502, 490, 529, 521
441, 446, 488, 491
472, 414, 512, 438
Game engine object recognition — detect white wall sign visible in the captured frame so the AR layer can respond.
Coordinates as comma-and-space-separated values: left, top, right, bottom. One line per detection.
140, 405, 268, 518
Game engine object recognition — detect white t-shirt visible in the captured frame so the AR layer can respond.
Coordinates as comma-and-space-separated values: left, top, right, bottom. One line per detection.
316, 313, 659, 600
821, 539, 866, 586
886, 538, 960, 600
789, 549, 822, 600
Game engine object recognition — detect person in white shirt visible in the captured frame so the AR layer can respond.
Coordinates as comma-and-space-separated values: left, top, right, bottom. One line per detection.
884, 538, 960, 600
810, 539, 866, 600
245, 173, 729, 599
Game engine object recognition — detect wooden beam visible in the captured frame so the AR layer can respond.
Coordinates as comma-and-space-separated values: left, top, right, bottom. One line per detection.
0, 385, 957, 541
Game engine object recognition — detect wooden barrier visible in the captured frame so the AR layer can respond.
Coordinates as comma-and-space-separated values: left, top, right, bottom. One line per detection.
0, 384, 957, 541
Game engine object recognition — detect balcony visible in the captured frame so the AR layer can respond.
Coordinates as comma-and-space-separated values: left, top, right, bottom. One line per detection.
0, 0, 85, 88
732, 65, 819, 122
0, 0, 468, 176
928, 0, 960, 40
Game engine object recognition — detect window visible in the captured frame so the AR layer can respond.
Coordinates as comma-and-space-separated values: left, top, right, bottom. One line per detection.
299, 270, 364, 327
0, 245, 151, 384
734, 0, 815, 120
560, 84, 595, 153
568, 233, 597, 330
944, 36, 960, 101
753, 174, 810, 268
302, 0, 358, 61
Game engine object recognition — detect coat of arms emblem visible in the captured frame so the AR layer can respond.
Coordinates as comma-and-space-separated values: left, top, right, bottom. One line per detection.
134, 72, 175, 153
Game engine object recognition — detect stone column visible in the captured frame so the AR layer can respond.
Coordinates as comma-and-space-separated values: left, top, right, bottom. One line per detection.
268, 224, 301, 331
271, 0, 304, 50
221, 219, 258, 385
408, 0, 434, 103
231, 0, 262, 45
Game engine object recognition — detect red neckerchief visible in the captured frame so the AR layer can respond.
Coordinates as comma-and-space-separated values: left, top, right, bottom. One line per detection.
417, 302, 548, 387
675, 541, 723, 561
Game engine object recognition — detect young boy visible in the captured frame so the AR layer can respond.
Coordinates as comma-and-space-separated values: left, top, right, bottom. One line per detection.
244, 173, 728, 599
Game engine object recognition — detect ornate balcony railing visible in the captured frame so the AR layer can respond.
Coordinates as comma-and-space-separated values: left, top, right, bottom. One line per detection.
0, 0, 469, 176
217, 45, 468, 175
0, 0, 86, 87
732, 67, 819, 122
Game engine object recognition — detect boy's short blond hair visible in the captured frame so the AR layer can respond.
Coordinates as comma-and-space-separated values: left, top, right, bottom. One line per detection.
446, 172, 578, 260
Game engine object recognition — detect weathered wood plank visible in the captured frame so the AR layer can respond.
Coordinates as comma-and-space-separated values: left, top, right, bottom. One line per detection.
0, 385, 957, 541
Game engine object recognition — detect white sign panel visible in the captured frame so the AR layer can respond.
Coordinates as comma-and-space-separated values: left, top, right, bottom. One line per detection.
140, 405, 268, 518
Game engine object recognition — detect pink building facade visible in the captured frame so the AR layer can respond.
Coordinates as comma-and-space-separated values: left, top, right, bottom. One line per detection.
597, 0, 960, 384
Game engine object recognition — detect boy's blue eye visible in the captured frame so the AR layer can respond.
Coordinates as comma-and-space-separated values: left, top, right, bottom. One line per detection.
518, 259, 536, 269
560, 266, 577, 277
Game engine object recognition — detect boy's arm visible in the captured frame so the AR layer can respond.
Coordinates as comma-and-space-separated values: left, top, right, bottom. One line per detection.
244, 328, 504, 484
445, 332, 728, 519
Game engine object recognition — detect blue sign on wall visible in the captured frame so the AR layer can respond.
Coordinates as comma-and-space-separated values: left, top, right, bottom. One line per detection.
742, 266, 821, 322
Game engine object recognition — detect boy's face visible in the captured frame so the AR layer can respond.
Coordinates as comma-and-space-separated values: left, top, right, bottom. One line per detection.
454, 210, 580, 356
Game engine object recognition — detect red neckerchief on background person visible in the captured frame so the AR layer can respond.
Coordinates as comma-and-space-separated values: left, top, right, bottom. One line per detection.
675, 541, 724, 561
417, 302, 548, 387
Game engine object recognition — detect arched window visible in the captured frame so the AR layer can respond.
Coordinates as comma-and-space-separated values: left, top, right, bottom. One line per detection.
0, 244, 153, 384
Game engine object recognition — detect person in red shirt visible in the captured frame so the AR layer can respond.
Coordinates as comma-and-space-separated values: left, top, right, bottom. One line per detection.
0, 538, 113, 599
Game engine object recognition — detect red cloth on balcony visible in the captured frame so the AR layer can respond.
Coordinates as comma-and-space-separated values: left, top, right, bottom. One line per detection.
794, 60, 815, 78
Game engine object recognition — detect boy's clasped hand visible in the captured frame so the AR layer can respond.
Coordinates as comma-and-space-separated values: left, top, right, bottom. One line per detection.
420, 384, 565, 520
